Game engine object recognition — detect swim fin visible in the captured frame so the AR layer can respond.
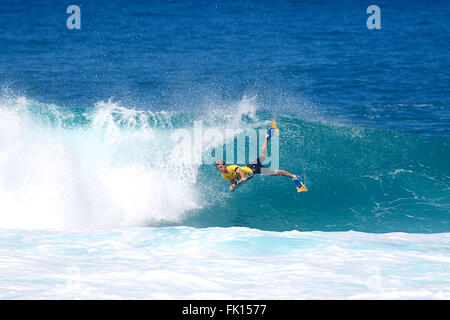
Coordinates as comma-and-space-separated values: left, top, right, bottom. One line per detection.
267, 120, 279, 138
294, 175, 308, 192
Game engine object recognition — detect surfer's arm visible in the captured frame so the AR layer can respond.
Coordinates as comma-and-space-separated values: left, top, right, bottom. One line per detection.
236, 168, 248, 182
229, 179, 238, 192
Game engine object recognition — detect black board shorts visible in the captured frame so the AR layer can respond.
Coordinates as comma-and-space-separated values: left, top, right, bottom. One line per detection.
246, 157, 275, 175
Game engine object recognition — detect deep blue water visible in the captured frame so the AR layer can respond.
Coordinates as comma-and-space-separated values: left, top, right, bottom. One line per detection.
0, 0, 449, 233
1, 0, 449, 134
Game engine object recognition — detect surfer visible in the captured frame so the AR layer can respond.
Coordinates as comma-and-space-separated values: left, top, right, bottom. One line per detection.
215, 122, 307, 192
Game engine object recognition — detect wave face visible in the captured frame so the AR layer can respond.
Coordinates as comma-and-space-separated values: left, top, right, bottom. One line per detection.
192, 112, 450, 233
1, 96, 449, 233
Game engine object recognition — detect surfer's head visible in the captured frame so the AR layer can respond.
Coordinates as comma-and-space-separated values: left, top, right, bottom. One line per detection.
215, 160, 227, 173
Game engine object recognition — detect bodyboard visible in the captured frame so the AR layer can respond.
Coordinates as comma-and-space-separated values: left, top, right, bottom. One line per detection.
231, 174, 254, 192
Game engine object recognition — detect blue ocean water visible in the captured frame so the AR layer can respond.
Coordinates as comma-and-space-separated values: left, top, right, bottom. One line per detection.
0, 0, 449, 299
2, 0, 449, 136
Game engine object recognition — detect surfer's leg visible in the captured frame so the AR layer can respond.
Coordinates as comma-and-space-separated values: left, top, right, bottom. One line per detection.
259, 136, 269, 163
273, 169, 296, 179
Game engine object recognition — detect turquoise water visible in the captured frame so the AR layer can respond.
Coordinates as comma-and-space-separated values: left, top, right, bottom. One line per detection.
1, 98, 448, 232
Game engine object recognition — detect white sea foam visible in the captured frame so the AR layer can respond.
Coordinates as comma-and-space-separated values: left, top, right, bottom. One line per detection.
0, 97, 262, 229
0, 227, 448, 299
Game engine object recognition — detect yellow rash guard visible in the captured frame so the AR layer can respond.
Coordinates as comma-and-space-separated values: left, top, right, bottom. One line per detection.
221, 165, 253, 182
